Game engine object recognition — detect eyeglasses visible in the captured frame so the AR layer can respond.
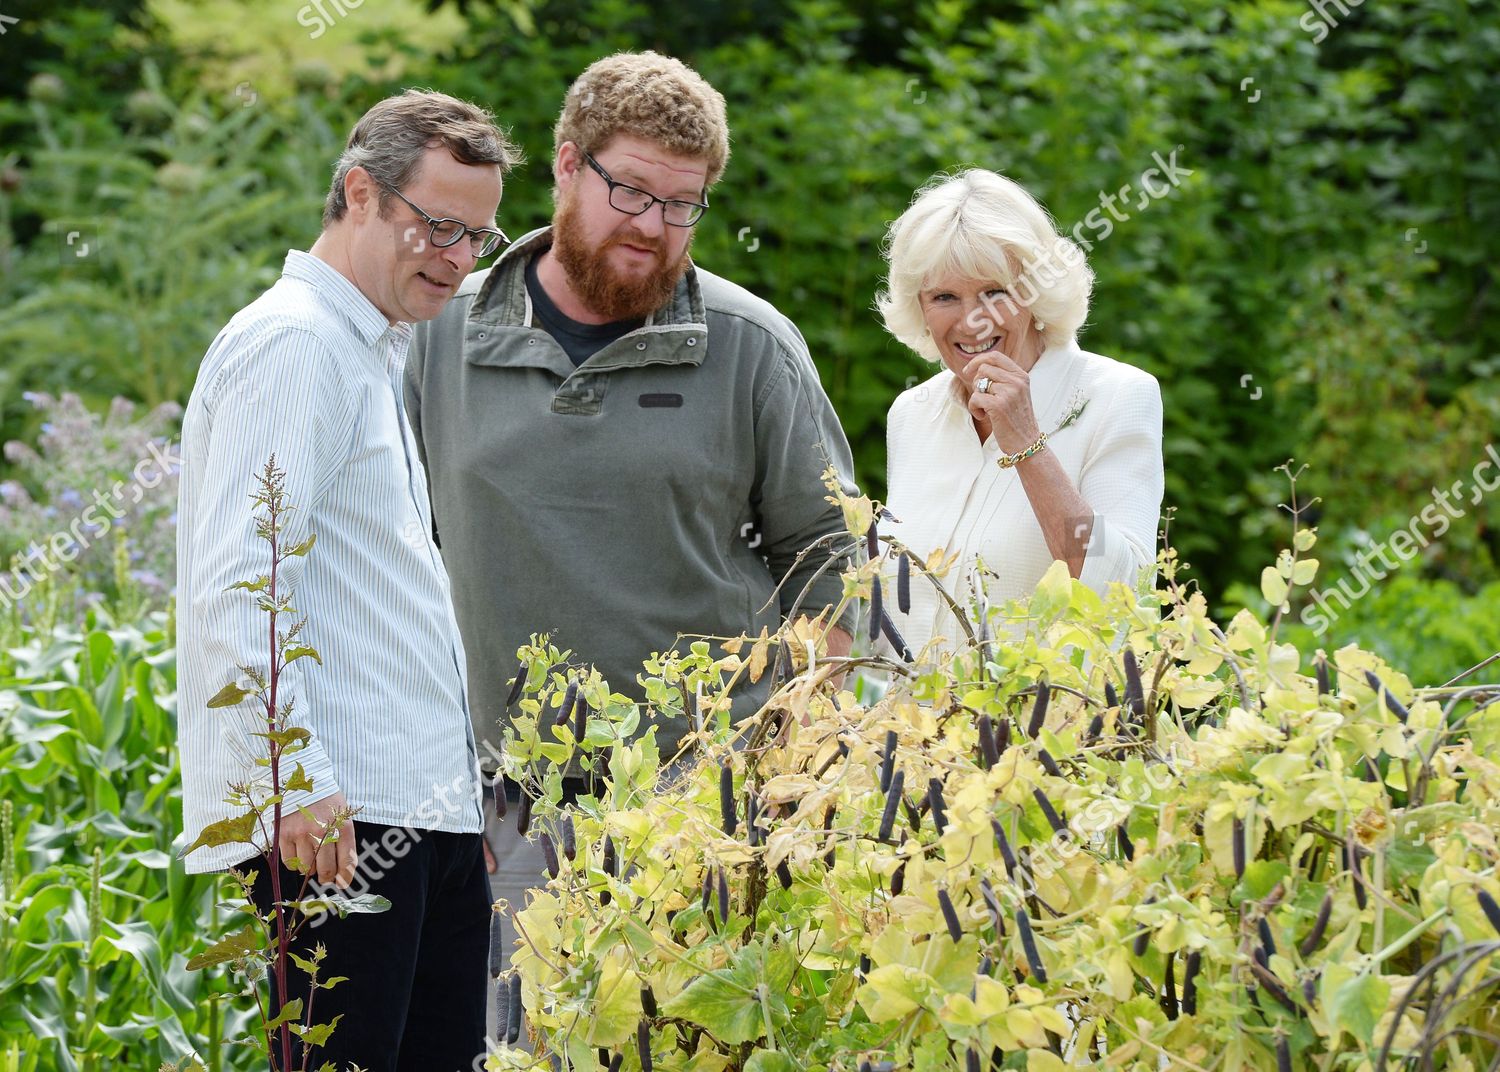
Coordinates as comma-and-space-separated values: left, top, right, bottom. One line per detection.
580, 150, 709, 227
382, 184, 510, 258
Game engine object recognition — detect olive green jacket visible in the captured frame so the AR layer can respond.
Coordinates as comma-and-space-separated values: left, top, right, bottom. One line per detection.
407, 227, 859, 763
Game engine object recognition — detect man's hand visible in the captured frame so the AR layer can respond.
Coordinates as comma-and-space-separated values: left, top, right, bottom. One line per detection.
279, 792, 358, 888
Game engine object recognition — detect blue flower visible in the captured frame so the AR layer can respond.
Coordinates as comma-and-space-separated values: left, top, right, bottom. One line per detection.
59, 489, 83, 508
128, 569, 163, 589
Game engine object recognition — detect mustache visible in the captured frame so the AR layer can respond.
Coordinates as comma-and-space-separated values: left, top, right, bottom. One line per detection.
607, 231, 666, 256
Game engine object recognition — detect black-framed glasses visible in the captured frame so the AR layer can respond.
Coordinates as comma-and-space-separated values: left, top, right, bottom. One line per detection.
580, 150, 709, 227
382, 184, 510, 258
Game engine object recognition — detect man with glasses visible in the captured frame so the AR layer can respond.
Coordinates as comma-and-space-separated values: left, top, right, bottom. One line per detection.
178, 89, 518, 1072
405, 51, 857, 908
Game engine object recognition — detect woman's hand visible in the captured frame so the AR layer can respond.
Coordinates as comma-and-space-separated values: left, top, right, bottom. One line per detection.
965, 349, 1042, 453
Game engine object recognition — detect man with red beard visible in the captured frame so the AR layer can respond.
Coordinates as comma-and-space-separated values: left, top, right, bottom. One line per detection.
405, 53, 857, 904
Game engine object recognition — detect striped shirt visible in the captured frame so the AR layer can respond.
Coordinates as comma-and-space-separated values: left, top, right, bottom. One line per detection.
177, 250, 483, 875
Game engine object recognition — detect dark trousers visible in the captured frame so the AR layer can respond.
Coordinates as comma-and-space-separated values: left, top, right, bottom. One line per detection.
249, 821, 490, 1072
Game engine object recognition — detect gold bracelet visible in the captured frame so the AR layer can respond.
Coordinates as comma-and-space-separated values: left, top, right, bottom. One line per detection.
997, 431, 1048, 469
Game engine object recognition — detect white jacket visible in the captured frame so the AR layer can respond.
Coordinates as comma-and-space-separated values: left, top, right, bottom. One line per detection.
879, 339, 1164, 659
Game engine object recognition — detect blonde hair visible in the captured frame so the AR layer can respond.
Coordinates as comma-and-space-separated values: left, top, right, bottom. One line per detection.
877, 169, 1093, 361
554, 51, 730, 188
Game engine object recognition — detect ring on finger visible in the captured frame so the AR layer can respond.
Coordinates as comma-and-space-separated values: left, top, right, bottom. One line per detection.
975, 375, 992, 394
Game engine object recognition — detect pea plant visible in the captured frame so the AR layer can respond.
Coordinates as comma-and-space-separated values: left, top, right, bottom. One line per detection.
488, 482, 1499, 1072
175, 458, 386, 1072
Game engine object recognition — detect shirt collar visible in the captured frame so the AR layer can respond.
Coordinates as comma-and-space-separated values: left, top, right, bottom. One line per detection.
282, 249, 399, 347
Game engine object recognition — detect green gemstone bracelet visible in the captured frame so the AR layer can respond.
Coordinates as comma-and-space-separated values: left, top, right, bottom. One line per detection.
997, 431, 1049, 469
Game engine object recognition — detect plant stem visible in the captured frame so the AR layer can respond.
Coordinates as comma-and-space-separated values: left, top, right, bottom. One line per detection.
262, 479, 292, 1072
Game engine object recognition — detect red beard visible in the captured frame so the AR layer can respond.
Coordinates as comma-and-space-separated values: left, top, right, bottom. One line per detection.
551, 190, 692, 321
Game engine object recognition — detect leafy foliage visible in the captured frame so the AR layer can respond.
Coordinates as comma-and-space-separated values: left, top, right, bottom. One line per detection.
493, 494, 1500, 1071
179, 457, 373, 1072
0, 609, 254, 1071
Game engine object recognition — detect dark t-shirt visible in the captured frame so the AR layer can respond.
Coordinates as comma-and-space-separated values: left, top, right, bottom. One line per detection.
524, 253, 641, 367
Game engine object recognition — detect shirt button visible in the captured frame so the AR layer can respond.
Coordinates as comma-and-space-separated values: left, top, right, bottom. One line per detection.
687, 337, 698, 346
636, 341, 647, 351
528, 338, 537, 346
476, 332, 486, 340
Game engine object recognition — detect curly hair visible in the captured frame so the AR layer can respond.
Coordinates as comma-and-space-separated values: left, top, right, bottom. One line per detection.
877, 169, 1093, 360
554, 51, 730, 188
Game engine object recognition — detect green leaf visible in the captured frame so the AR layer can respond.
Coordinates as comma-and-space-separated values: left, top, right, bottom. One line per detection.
226, 576, 270, 592
745, 1051, 797, 1072
265, 998, 304, 1032
659, 946, 772, 1045
179, 811, 259, 857
285, 532, 317, 557
185, 925, 263, 971
1238, 861, 1291, 902
1329, 970, 1389, 1048
284, 645, 322, 667
288, 951, 321, 980
263, 726, 311, 749
284, 762, 313, 793
207, 682, 253, 708
293, 1014, 343, 1048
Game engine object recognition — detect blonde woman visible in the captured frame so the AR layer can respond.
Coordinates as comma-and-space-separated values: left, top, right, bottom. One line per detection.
876, 169, 1164, 658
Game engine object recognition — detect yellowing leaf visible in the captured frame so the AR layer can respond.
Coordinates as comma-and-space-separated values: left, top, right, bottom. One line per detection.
856, 963, 931, 1021
973, 976, 1010, 1017
1029, 561, 1072, 621
747, 628, 771, 684
1005, 1008, 1049, 1049
1027, 1050, 1068, 1072
585, 952, 643, 1046
1033, 1006, 1070, 1035
1261, 566, 1289, 606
